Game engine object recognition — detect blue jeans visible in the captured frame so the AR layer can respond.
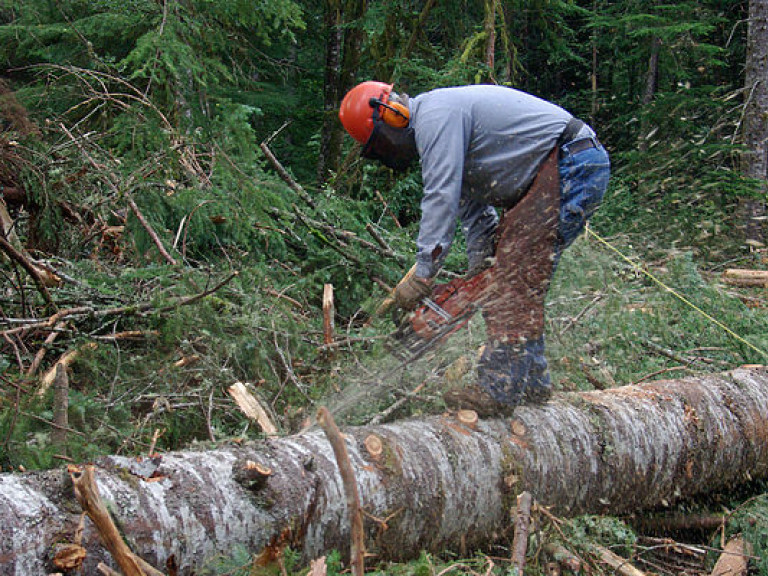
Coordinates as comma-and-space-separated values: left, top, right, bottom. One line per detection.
556, 141, 611, 262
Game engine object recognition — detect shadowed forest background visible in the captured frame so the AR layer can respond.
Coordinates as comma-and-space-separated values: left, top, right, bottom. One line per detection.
1, 0, 768, 574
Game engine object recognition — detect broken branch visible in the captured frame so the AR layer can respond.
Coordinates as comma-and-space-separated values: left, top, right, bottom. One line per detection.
317, 406, 365, 576
68, 464, 164, 576
259, 141, 316, 208
228, 382, 279, 436
511, 491, 533, 572
0, 234, 58, 310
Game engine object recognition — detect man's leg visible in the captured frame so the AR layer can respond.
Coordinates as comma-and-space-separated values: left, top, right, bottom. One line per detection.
447, 145, 610, 415
483, 150, 560, 344
444, 151, 560, 414
555, 144, 611, 263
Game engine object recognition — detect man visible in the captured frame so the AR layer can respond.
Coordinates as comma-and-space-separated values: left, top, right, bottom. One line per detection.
339, 81, 610, 415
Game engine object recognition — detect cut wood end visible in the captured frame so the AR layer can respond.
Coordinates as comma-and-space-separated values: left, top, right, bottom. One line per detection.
364, 434, 383, 458
67, 463, 84, 480
36, 267, 62, 287
53, 543, 87, 571
308, 556, 328, 576
516, 490, 533, 510
456, 409, 478, 428
511, 420, 527, 436
244, 460, 273, 477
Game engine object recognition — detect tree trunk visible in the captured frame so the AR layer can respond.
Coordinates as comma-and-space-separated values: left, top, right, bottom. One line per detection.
402, 0, 437, 62
317, 0, 367, 185
741, 0, 768, 247
2, 367, 768, 575
484, 0, 498, 82
317, 0, 343, 184
638, 35, 661, 153
338, 0, 367, 100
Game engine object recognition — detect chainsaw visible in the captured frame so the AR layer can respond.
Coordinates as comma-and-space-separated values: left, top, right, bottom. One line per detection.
391, 266, 494, 355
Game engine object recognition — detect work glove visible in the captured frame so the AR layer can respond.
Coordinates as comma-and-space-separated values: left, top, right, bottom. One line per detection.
394, 275, 434, 311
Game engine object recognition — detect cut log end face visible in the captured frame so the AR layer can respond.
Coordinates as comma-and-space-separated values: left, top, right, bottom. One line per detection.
53, 544, 87, 571
456, 409, 478, 428
364, 434, 384, 458
511, 420, 527, 437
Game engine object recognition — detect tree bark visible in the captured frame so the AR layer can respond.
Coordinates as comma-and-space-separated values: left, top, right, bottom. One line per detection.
741, 0, 768, 246
2, 367, 768, 575
317, 0, 343, 184
484, 0, 498, 81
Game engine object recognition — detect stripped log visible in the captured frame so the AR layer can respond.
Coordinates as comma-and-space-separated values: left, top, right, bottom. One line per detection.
710, 537, 751, 576
723, 268, 768, 287
1, 367, 768, 575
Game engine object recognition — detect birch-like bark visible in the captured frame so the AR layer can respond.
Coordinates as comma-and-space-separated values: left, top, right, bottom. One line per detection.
2, 367, 768, 575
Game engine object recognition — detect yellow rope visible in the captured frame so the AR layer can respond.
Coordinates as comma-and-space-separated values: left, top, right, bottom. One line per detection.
584, 225, 768, 360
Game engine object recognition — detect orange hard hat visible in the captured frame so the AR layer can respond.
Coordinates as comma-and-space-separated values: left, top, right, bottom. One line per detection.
339, 81, 394, 143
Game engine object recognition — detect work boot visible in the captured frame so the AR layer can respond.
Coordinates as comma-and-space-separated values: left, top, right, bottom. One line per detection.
444, 338, 552, 417
476, 337, 552, 406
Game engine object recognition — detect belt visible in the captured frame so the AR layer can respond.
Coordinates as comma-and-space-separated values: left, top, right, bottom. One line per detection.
560, 136, 601, 157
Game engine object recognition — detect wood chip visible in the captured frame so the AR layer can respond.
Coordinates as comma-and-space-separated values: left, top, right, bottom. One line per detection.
228, 382, 278, 436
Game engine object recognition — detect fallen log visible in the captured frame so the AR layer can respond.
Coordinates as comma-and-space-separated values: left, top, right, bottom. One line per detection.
722, 268, 768, 288
2, 367, 768, 575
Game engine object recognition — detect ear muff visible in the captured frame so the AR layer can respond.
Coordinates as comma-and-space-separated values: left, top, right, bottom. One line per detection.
381, 101, 410, 128
369, 97, 410, 129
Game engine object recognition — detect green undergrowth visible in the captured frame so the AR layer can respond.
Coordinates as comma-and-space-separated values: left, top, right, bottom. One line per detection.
546, 232, 768, 391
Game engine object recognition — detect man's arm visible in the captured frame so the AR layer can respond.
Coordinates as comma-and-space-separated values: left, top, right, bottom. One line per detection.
413, 107, 472, 278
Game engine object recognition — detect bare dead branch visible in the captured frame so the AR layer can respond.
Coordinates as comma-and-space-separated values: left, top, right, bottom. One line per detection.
317, 406, 365, 576
259, 141, 316, 208
0, 234, 58, 310
68, 464, 165, 576
1, 272, 237, 339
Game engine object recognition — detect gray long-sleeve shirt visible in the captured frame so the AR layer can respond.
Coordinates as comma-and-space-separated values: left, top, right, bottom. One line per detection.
409, 85, 584, 278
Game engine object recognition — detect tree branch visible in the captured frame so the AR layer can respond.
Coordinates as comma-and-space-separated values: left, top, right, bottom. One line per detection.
317, 406, 365, 576
0, 234, 58, 310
